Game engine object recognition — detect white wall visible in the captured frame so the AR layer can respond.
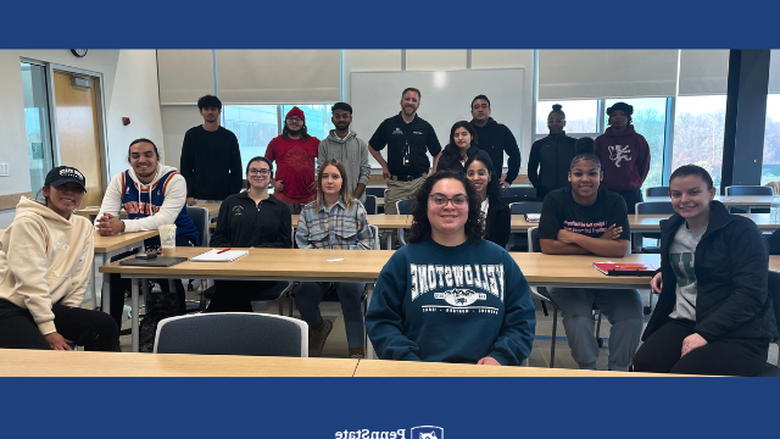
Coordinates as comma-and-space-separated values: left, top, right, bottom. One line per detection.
0, 49, 163, 228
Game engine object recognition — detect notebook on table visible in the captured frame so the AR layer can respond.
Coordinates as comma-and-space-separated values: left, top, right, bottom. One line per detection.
190, 249, 249, 262
593, 261, 658, 276
119, 257, 188, 267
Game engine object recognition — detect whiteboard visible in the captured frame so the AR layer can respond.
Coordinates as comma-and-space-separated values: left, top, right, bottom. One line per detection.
350, 68, 524, 172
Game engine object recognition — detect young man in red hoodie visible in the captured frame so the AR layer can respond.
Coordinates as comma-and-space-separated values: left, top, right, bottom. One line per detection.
594, 102, 651, 214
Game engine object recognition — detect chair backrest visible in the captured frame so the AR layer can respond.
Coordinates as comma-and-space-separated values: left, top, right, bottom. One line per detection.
768, 271, 780, 343
364, 195, 378, 215
364, 187, 385, 198
510, 201, 544, 215
645, 186, 670, 197
154, 312, 309, 356
635, 201, 676, 215
501, 185, 538, 204
369, 224, 381, 250
725, 185, 774, 196
527, 226, 542, 253
396, 198, 414, 215
186, 205, 210, 247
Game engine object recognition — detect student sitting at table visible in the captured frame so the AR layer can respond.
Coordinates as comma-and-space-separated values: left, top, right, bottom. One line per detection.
95, 138, 200, 350
294, 159, 374, 358
632, 165, 778, 375
465, 150, 510, 248
206, 156, 292, 312
366, 170, 536, 365
0, 166, 118, 351
537, 153, 643, 370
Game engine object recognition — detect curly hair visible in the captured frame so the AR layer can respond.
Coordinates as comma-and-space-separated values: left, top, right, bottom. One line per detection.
406, 170, 484, 244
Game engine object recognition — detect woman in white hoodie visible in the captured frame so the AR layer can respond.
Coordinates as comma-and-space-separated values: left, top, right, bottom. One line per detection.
0, 166, 118, 350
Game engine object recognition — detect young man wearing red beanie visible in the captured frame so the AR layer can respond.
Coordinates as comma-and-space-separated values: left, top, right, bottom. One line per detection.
265, 106, 320, 211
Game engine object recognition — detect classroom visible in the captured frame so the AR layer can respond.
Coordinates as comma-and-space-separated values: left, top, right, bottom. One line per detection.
1, 48, 779, 374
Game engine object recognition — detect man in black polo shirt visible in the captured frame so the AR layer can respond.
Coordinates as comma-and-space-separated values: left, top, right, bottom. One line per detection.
368, 87, 442, 215
469, 94, 521, 190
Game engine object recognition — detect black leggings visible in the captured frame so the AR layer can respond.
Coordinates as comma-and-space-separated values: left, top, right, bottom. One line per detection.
0, 299, 118, 351
632, 319, 769, 376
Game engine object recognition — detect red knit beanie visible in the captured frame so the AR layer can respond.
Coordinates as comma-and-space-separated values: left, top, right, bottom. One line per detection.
286, 106, 305, 123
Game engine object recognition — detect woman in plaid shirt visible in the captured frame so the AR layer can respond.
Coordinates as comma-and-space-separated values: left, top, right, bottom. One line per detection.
295, 159, 374, 358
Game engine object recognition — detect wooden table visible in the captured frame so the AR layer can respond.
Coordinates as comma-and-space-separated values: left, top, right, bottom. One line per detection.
100, 247, 394, 352
0, 349, 359, 377
92, 230, 158, 312
353, 358, 673, 377
78, 202, 221, 222
0, 349, 676, 377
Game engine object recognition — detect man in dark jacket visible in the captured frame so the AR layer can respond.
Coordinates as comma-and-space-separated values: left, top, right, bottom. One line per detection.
469, 95, 521, 190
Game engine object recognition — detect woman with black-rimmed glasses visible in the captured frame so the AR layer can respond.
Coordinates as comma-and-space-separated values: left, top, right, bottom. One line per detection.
366, 170, 535, 365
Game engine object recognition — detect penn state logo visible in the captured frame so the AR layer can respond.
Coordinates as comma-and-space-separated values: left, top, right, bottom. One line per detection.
435, 288, 485, 307
411, 426, 444, 439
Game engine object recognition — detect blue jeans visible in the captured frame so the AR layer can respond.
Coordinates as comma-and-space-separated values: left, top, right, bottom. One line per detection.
294, 282, 365, 349
548, 287, 643, 370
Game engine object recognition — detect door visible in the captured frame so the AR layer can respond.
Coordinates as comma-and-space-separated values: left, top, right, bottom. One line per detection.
53, 71, 104, 206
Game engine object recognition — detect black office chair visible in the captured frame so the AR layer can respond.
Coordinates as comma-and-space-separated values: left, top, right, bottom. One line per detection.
634, 201, 675, 254
363, 195, 378, 215
645, 186, 670, 197
527, 227, 603, 368
396, 199, 414, 246
508, 201, 544, 252
725, 185, 773, 213
502, 185, 539, 205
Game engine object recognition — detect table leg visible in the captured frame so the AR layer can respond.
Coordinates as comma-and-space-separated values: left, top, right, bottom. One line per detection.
365, 284, 375, 359
101, 254, 111, 315
132, 278, 140, 352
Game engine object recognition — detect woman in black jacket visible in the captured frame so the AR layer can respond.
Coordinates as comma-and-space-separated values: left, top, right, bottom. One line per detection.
206, 156, 293, 312
528, 104, 577, 200
465, 150, 510, 248
632, 165, 778, 375
436, 121, 480, 174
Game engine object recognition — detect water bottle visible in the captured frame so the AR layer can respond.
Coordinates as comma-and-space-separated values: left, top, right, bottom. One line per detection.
771, 194, 780, 223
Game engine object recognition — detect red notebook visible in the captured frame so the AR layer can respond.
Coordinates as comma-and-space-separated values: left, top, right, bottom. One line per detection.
593, 261, 658, 276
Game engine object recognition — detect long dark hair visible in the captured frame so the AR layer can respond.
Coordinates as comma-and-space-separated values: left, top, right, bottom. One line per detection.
407, 170, 484, 244
465, 150, 503, 204
245, 156, 273, 190
441, 121, 477, 169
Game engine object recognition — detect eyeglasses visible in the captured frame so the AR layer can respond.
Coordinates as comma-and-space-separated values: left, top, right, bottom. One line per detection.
248, 169, 270, 176
332, 114, 352, 120
286, 117, 303, 123
429, 194, 468, 207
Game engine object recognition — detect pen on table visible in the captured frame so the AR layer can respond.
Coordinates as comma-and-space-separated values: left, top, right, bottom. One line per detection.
217, 248, 231, 254
327, 258, 345, 262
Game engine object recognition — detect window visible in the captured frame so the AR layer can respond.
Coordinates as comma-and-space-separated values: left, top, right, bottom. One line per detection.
673, 95, 727, 191
21, 61, 54, 194
535, 100, 599, 136
223, 104, 332, 173
762, 94, 780, 185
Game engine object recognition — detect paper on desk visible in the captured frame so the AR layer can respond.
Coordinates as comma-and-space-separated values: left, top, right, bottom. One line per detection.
191, 249, 249, 262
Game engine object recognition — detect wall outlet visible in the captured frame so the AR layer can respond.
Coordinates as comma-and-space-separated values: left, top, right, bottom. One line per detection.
0, 163, 9, 177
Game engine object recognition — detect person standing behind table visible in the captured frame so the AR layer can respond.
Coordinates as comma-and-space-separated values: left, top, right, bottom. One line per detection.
435, 121, 480, 174
294, 159, 374, 358
465, 150, 510, 249
368, 87, 442, 215
205, 156, 292, 313
469, 94, 521, 190
528, 104, 577, 200
366, 170, 536, 364
632, 165, 778, 376
180, 94, 243, 204
95, 138, 200, 344
594, 102, 650, 214
317, 102, 371, 204
0, 166, 118, 351
537, 153, 643, 370
266, 106, 320, 212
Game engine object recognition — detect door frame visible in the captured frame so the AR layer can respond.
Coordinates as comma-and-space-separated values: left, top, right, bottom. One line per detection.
44, 61, 110, 191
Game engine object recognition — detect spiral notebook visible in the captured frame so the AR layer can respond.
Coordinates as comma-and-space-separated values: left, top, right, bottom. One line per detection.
191, 249, 249, 262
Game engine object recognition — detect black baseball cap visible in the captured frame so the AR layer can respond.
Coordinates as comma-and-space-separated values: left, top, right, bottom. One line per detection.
44, 166, 87, 192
